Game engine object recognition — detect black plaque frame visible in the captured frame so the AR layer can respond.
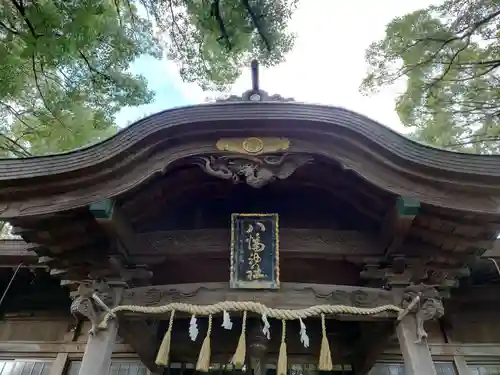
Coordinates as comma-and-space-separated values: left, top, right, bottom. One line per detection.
230, 213, 280, 289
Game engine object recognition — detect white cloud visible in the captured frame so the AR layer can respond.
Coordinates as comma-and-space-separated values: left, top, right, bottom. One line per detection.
165, 0, 441, 133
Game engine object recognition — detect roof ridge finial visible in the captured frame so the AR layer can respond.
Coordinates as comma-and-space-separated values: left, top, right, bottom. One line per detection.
216, 60, 294, 103
251, 59, 259, 93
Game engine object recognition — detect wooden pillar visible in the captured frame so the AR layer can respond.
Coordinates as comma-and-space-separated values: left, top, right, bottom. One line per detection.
77, 287, 124, 375
78, 317, 119, 375
396, 314, 437, 375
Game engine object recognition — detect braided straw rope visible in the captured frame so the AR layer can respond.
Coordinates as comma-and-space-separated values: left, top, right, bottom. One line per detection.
98, 300, 403, 329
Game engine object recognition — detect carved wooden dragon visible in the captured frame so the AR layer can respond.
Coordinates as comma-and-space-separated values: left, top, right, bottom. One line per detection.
194, 154, 313, 188
70, 283, 115, 335
401, 283, 444, 343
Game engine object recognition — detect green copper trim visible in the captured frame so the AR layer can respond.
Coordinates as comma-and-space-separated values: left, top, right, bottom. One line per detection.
396, 196, 420, 216
89, 199, 115, 219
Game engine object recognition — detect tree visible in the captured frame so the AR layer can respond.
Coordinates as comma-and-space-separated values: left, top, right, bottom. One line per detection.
142, 0, 298, 91
0, 0, 298, 158
0, 0, 160, 157
360, 0, 500, 153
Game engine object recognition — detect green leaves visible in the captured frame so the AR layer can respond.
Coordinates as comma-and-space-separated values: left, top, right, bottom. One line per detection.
0, 0, 297, 158
144, 0, 298, 91
0, 0, 160, 157
361, 0, 500, 153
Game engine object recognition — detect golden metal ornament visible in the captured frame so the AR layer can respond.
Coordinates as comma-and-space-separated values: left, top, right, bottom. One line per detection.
216, 137, 290, 155
242, 137, 264, 154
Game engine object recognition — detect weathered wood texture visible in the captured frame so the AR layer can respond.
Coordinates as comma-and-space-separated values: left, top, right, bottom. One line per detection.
121, 282, 397, 319
0, 315, 74, 341
396, 315, 437, 375
2, 104, 500, 219
1, 309, 500, 370
0, 341, 134, 356
138, 229, 383, 259
0, 239, 38, 266
0, 316, 499, 367
3, 226, 487, 287
78, 318, 118, 375
446, 309, 500, 343
0, 313, 130, 346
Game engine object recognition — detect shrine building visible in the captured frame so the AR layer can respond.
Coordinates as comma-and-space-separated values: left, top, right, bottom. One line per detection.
0, 62, 499, 375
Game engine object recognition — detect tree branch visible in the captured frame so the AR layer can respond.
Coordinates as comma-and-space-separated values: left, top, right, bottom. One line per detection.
78, 51, 116, 84
0, 20, 20, 35
0, 101, 37, 133
31, 53, 68, 129
113, 0, 123, 27
241, 0, 272, 52
0, 132, 32, 157
427, 35, 472, 92
211, 0, 232, 51
454, 8, 500, 36
9, 0, 42, 38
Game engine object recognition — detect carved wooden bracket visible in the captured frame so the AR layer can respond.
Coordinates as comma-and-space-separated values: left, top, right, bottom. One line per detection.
360, 262, 413, 287
70, 282, 121, 335
360, 257, 469, 290
400, 283, 445, 343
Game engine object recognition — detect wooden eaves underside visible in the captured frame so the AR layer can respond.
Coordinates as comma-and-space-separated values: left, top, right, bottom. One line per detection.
1, 103, 500, 218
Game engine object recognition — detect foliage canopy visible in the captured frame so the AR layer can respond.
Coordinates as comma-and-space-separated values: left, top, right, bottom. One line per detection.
361, 0, 500, 153
0, 0, 297, 157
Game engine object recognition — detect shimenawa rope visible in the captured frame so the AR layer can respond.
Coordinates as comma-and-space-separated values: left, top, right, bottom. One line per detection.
98, 301, 402, 373
98, 300, 402, 328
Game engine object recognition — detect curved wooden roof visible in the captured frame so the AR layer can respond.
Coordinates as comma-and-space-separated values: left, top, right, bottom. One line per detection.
0, 102, 500, 217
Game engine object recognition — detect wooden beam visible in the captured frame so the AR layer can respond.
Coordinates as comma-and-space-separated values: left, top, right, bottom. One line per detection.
383, 343, 500, 357
121, 282, 398, 319
410, 227, 495, 250
449, 285, 500, 304
134, 229, 384, 259
0, 341, 134, 355
396, 314, 437, 375
1, 229, 481, 262
0, 239, 39, 266
1, 229, 384, 260
0, 340, 499, 361
0, 227, 484, 272
78, 287, 125, 375
415, 214, 500, 236
78, 318, 118, 375
89, 199, 138, 257
382, 196, 420, 259
117, 318, 160, 373
11, 216, 104, 255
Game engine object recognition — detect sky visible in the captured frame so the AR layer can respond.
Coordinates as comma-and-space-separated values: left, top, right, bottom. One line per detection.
116, 0, 440, 133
